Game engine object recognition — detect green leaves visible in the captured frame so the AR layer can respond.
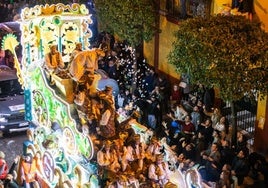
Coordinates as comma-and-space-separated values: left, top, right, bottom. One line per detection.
94, 0, 158, 46
168, 15, 268, 102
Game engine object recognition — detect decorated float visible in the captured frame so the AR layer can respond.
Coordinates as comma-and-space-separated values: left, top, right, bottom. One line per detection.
1, 3, 116, 187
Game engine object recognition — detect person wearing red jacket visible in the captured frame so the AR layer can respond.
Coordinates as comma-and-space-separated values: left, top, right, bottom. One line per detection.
0, 151, 8, 181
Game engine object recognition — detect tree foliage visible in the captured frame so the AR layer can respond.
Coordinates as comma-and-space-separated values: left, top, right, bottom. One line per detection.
168, 15, 268, 102
94, 0, 159, 46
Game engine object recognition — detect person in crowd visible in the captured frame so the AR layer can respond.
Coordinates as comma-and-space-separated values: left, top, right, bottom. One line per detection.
196, 100, 206, 122
180, 73, 191, 101
233, 131, 248, 155
214, 116, 229, 132
172, 103, 188, 121
122, 89, 132, 107
148, 154, 171, 187
179, 115, 195, 138
248, 152, 268, 186
201, 142, 222, 167
165, 110, 181, 141
150, 85, 164, 126
201, 143, 222, 182
248, 152, 264, 178
154, 75, 171, 113
176, 153, 186, 169
182, 142, 196, 162
220, 139, 235, 166
231, 148, 250, 187
157, 121, 173, 146
203, 107, 221, 128
106, 57, 118, 80
220, 130, 232, 144
179, 158, 194, 174
194, 131, 207, 163
191, 105, 201, 131
144, 67, 158, 94
203, 87, 215, 112
192, 83, 205, 102
212, 129, 221, 145
170, 84, 182, 107
0, 151, 8, 181
218, 164, 233, 188
131, 91, 147, 124
8, 155, 20, 178
146, 94, 161, 130
3, 173, 19, 188
12, 7, 20, 21
116, 90, 125, 109
199, 118, 214, 147
151, 85, 164, 104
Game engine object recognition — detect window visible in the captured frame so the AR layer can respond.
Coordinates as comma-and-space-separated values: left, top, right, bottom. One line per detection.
165, 0, 210, 22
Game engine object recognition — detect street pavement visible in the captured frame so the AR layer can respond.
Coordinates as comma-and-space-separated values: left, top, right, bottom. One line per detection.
0, 131, 27, 168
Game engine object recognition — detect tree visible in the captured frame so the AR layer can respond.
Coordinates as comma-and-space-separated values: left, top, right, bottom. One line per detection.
168, 15, 268, 145
94, 0, 159, 47
94, 0, 159, 91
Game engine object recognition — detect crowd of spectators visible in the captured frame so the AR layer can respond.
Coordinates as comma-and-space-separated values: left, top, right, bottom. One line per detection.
78, 32, 268, 187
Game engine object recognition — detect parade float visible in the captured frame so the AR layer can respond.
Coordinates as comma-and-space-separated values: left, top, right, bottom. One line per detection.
1, 3, 113, 187
1, 2, 205, 188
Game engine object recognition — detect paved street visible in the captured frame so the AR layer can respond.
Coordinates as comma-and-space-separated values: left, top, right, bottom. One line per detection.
0, 131, 28, 168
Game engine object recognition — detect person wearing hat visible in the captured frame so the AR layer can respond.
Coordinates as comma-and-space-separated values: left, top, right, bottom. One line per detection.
20, 153, 39, 187
99, 85, 115, 108
145, 137, 162, 163
97, 98, 116, 139
44, 44, 65, 85
97, 140, 113, 166
124, 134, 146, 173
44, 44, 65, 71
148, 154, 171, 187
96, 85, 116, 139
0, 151, 8, 181
97, 140, 120, 187
69, 42, 83, 63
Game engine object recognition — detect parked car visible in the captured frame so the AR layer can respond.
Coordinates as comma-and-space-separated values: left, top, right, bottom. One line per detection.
0, 65, 29, 135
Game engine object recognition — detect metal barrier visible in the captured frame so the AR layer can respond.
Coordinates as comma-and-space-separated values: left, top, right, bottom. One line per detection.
222, 100, 257, 140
